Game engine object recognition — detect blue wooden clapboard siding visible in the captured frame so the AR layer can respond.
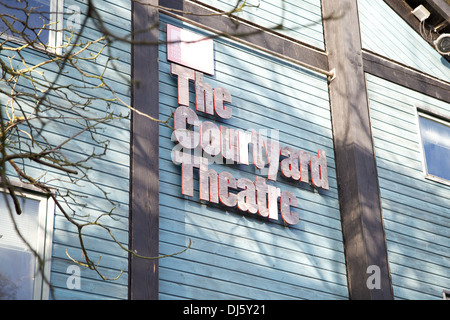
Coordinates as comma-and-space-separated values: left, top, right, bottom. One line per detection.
158, 15, 348, 300
48, 0, 131, 300
358, 0, 450, 83
358, 0, 450, 300
195, 0, 325, 50
366, 74, 450, 300
0, 0, 131, 299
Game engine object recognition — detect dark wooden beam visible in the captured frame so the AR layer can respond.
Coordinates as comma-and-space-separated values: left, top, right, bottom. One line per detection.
322, 0, 393, 300
363, 50, 450, 103
130, 0, 160, 300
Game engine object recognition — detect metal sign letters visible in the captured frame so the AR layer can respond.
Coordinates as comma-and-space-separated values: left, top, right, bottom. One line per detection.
168, 27, 329, 226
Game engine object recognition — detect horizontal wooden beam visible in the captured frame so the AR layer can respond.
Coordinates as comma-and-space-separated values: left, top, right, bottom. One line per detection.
363, 50, 450, 103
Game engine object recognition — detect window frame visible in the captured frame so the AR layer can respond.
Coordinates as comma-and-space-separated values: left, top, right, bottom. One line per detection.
0, 0, 64, 54
0, 181, 55, 300
415, 106, 450, 187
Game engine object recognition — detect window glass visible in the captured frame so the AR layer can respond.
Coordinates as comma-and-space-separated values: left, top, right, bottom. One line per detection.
0, 193, 45, 300
418, 114, 450, 182
0, 0, 51, 45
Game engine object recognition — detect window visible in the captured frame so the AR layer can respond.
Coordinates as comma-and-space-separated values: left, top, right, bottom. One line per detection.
0, 0, 63, 52
418, 113, 450, 184
0, 186, 55, 300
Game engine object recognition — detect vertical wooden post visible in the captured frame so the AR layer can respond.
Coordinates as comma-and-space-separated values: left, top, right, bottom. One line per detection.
322, 0, 393, 300
130, 0, 160, 300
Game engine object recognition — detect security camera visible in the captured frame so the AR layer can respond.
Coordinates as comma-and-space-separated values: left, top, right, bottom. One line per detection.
434, 34, 450, 55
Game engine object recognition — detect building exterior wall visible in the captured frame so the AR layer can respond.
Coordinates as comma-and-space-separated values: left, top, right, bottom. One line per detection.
0, 0, 131, 299
366, 74, 450, 299
50, 0, 131, 300
1, 0, 449, 301
357, 0, 450, 300
358, 0, 450, 82
157, 15, 347, 300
